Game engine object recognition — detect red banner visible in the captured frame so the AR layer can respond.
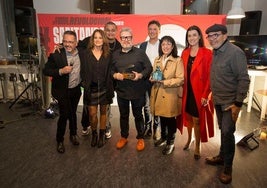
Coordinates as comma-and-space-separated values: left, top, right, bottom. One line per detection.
37, 14, 226, 55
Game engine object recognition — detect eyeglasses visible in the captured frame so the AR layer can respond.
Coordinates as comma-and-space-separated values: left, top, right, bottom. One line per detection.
120, 36, 132, 41
105, 29, 116, 33
206, 33, 222, 40
63, 40, 76, 44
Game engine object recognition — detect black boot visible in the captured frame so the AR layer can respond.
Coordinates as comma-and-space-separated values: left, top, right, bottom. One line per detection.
98, 129, 106, 148
91, 130, 98, 147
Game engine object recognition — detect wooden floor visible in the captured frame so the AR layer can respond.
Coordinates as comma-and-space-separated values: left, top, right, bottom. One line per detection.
0, 100, 266, 188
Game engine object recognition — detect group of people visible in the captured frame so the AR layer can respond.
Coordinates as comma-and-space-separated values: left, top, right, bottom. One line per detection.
43, 20, 250, 184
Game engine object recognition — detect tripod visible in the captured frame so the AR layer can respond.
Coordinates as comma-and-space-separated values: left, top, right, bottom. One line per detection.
9, 61, 41, 109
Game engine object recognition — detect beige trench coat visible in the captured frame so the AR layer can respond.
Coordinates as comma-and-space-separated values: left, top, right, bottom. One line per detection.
150, 55, 184, 118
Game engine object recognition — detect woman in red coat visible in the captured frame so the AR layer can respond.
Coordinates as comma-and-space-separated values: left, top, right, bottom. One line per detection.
180, 25, 214, 160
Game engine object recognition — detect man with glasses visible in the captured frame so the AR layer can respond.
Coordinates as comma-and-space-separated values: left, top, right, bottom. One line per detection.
205, 24, 250, 184
111, 27, 152, 151
43, 30, 83, 153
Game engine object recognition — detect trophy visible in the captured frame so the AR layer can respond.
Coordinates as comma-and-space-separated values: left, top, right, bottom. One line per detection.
152, 66, 163, 81
122, 64, 135, 79
122, 72, 135, 79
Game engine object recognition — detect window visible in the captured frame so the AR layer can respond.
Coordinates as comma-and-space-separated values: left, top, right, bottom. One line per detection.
183, 0, 222, 15
93, 0, 131, 14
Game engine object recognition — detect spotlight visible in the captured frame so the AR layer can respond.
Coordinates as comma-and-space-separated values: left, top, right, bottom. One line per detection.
44, 99, 58, 119
44, 107, 56, 119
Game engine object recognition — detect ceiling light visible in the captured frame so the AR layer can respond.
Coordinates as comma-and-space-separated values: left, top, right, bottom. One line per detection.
227, 0, 245, 19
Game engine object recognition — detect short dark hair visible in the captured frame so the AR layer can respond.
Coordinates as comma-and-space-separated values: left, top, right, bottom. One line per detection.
148, 20, 161, 29
104, 21, 117, 30
63, 30, 77, 39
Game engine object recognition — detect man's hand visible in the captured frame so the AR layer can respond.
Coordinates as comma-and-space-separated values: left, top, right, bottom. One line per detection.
113, 73, 124, 80
224, 104, 241, 122
54, 44, 63, 53
132, 71, 142, 81
60, 66, 73, 75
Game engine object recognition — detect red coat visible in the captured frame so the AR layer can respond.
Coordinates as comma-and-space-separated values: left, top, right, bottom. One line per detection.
178, 47, 214, 142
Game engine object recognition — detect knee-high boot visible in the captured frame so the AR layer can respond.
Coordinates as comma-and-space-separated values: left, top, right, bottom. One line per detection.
98, 129, 106, 148
91, 130, 98, 147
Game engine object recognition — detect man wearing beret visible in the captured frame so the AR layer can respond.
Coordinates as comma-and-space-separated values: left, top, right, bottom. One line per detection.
205, 24, 250, 184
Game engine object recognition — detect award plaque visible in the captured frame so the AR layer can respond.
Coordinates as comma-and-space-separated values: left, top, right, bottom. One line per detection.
122, 73, 135, 79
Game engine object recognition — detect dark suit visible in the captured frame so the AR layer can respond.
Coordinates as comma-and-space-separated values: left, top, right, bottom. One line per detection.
43, 48, 82, 143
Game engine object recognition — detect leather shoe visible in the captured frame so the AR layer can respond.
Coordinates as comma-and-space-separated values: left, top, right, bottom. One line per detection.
219, 166, 232, 184
57, 142, 65, 153
154, 138, 166, 147
116, 137, 128, 149
136, 139, 145, 151
162, 144, 175, 155
205, 155, 224, 166
70, 135, 79, 145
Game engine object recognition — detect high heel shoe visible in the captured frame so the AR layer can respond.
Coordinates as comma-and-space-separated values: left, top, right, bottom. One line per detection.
194, 154, 201, 160
183, 142, 190, 150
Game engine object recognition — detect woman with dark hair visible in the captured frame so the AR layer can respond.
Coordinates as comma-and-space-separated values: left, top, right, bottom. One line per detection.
180, 25, 214, 160
150, 36, 184, 155
80, 29, 114, 148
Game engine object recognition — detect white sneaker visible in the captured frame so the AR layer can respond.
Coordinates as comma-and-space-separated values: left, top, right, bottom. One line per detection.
81, 127, 91, 136
105, 128, 112, 139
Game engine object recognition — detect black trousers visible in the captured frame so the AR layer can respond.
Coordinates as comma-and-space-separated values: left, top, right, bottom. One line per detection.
117, 96, 145, 139
160, 116, 177, 145
56, 86, 81, 143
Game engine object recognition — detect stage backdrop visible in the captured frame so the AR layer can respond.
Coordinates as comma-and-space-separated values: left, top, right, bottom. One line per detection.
37, 14, 226, 55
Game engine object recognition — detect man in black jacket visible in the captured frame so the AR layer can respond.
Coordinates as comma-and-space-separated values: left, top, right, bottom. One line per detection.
43, 30, 82, 153
111, 27, 152, 151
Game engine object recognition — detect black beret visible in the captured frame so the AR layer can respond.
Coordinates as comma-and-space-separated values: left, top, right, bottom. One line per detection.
205, 24, 227, 34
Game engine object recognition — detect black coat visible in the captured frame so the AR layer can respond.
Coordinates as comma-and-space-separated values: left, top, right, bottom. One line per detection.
79, 49, 114, 105
43, 48, 83, 100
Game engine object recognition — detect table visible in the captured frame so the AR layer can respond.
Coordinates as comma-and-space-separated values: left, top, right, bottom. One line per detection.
247, 69, 267, 120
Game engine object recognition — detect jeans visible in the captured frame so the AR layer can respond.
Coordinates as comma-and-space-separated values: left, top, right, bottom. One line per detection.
117, 96, 145, 139
215, 104, 236, 167
143, 91, 160, 130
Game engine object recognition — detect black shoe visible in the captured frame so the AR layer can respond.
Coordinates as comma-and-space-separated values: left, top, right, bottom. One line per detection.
154, 138, 166, 147
70, 135, 79, 145
219, 166, 232, 184
57, 142, 65, 153
162, 144, 175, 155
205, 155, 224, 166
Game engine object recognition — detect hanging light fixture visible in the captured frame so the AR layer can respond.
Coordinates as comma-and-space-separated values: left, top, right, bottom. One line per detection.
227, 0, 245, 19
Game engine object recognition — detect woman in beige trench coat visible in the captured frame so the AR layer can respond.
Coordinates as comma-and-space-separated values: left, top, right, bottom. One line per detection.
150, 35, 184, 155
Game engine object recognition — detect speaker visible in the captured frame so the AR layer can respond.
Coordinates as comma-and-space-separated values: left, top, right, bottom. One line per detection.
15, 6, 37, 37
239, 11, 262, 35
237, 132, 259, 150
